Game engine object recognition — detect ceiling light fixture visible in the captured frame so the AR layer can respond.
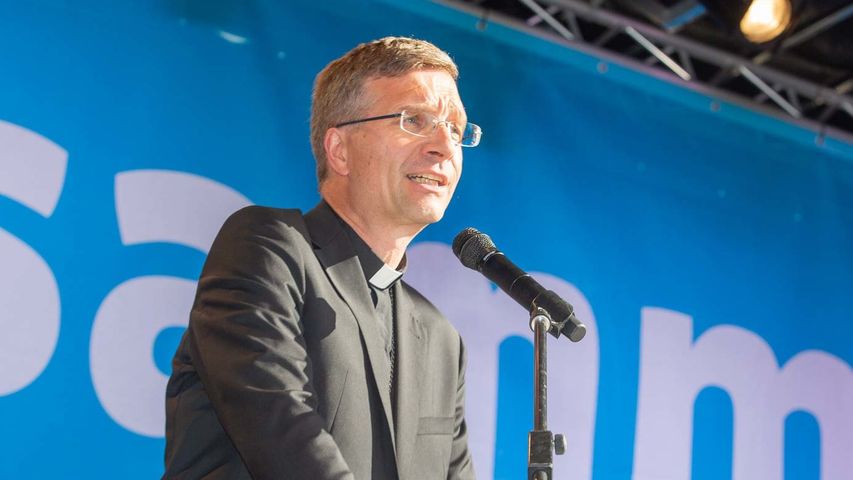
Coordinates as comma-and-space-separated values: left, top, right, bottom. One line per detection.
739, 0, 793, 43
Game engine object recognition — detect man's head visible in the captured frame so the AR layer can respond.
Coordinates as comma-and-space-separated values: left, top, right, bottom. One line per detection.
311, 37, 459, 183
312, 37, 471, 231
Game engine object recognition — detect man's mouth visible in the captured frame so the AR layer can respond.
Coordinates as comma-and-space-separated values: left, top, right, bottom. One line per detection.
406, 174, 446, 187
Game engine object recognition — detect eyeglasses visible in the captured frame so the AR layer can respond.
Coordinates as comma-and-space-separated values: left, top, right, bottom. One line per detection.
335, 110, 482, 147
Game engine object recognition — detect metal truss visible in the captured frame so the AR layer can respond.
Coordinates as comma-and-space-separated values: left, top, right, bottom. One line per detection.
436, 0, 853, 144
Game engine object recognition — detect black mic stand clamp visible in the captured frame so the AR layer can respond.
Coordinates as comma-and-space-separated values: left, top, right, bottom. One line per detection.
528, 307, 568, 480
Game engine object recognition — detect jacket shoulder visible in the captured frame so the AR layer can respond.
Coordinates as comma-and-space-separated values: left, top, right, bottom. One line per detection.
223, 204, 306, 232
214, 205, 311, 248
200, 205, 315, 289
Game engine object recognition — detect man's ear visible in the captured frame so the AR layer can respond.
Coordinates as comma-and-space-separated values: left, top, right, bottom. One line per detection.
324, 128, 349, 176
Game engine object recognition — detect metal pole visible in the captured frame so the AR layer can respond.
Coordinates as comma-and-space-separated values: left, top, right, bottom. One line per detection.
528, 308, 566, 479
533, 310, 549, 431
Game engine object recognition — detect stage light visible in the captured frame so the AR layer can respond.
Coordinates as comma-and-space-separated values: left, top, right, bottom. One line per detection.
739, 0, 792, 43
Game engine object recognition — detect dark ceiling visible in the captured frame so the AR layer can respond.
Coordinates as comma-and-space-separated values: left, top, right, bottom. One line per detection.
440, 0, 853, 141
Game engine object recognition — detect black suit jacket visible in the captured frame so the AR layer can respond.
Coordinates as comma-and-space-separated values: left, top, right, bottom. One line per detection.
163, 203, 475, 480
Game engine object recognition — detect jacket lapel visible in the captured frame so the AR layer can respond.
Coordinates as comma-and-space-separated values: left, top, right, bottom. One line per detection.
304, 204, 397, 455
393, 282, 426, 478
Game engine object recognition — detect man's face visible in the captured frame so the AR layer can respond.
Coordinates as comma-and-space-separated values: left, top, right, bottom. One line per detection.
338, 69, 465, 230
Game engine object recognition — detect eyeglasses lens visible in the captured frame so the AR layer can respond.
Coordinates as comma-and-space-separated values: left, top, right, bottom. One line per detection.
399, 111, 481, 147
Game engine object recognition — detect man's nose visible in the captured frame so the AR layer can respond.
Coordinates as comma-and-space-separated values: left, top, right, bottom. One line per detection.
425, 121, 456, 158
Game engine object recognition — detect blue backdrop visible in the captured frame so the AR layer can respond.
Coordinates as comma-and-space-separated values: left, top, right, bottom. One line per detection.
1, 1, 851, 479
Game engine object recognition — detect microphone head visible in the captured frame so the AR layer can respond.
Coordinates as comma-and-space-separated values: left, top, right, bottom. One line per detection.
452, 227, 497, 270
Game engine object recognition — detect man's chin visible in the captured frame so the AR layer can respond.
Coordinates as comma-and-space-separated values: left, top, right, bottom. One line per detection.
410, 203, 448, 226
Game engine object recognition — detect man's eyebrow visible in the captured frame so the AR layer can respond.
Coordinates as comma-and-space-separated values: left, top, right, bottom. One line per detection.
398, 103, 429, 112
400, 103, 467, 122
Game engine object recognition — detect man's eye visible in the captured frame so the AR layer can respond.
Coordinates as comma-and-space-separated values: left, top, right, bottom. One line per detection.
404, 113, 427, 131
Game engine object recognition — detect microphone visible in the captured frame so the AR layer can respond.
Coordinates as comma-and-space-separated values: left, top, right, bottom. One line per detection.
452, 228, 586, 342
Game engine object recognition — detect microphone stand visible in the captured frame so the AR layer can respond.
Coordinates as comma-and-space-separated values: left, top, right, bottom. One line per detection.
527, 307, 567, 480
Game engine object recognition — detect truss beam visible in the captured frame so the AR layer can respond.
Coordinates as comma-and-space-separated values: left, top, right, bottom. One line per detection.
435, 0, 853, 143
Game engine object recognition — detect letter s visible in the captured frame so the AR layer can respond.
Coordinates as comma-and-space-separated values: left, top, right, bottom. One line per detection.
0, 120, 66, 396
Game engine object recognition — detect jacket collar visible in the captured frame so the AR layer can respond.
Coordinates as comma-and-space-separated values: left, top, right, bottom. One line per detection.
309, 201, 404, 289
303, 201, 400, 455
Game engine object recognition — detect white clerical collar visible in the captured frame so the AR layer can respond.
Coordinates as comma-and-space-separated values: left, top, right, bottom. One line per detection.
368, 262, 404, 290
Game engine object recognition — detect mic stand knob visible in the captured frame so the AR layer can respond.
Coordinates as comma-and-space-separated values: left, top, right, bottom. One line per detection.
554, 433, 567, 456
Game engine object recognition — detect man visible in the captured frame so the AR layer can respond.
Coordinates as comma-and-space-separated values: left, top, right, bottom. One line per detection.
163, 37, 481, 480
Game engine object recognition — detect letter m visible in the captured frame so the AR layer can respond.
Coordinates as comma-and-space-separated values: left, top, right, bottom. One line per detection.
633, 307, 853, 480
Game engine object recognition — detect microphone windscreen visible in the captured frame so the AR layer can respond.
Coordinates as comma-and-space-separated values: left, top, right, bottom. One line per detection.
452, 227, 496, 270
